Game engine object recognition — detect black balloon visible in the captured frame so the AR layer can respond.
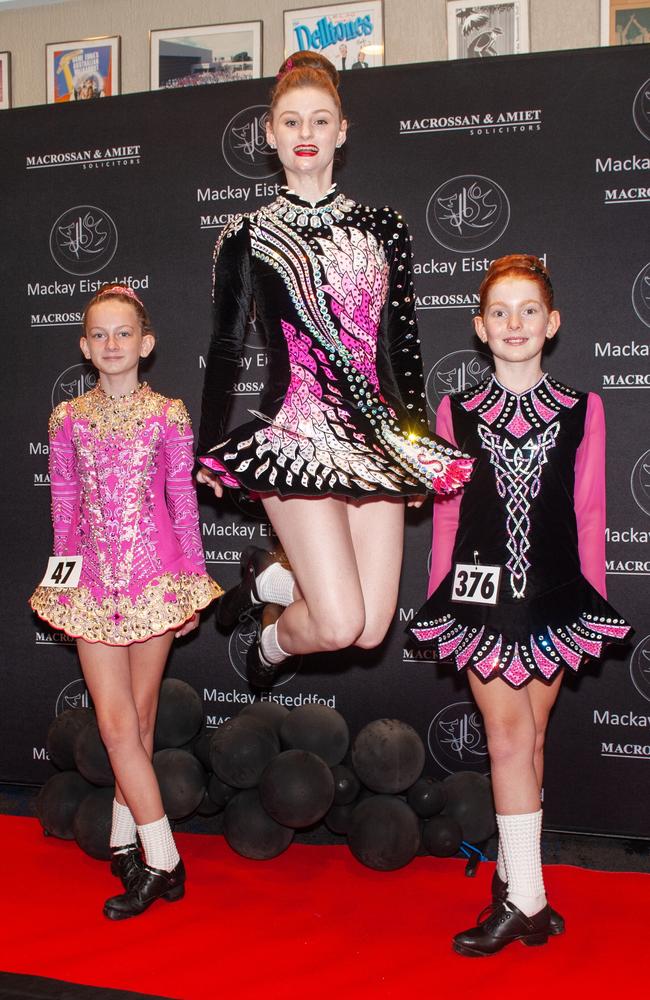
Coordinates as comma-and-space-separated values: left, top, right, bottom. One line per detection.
153, 748, 206, 820
195, 790, 222, 817
240, 700, 290, 734
209, 716, 280, 789
324, 801, 358, 836
331, 764, 361, 805
35, 771, 93, 840
280, 705, 349, 765
347, 795, 421, 871
73, 786, 114, 860
192, 728, 214, 771
442, 771, 496, 843
207, 773, 237, 810
224, 789, 294, 860
422, 815, 463, 858
154, 678, 203, 750
46, 708, 95, 771
259, 750, 335, 828
407, 777, 447, 818
73, 719, 114, 786
351, 719, 425, 794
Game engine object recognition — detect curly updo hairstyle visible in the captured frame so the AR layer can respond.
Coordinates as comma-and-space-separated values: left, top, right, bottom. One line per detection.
270, 50, 344, 120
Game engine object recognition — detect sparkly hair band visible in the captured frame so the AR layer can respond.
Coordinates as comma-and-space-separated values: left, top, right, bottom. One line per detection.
528, 263, 553, 289
97, 284, 144, 307
276, 57, 294, 81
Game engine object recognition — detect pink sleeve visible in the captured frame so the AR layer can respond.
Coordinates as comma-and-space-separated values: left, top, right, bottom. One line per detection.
574, 392, 607, 598
48, 409, 79, 556
164, 403, 208, 574
428, 395, 462, 596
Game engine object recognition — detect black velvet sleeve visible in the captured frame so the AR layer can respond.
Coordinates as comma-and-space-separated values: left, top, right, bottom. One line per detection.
196, 216, 253, 458
376, 209, 430, 433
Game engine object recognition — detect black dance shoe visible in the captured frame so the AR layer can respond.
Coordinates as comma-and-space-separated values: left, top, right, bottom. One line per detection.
103, 859, 185, 921
246, 603, 284, 689
453, 900, 551, 957
491, 870, 565, 936
216, 547, 282, 629
109, 844, 143, 891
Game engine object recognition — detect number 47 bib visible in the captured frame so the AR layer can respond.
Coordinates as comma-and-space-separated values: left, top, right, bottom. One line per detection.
40, 556, 83, 589
451, 562, 501, 606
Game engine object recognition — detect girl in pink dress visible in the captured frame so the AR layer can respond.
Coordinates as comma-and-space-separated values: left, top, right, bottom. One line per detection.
30, 284, 222, 920
410, 256, 631, 955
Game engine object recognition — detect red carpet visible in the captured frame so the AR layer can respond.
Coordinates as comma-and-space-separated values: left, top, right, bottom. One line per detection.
0, 815, 647, 999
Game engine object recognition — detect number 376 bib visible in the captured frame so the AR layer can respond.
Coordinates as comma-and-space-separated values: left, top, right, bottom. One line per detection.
451, 563, 501, 606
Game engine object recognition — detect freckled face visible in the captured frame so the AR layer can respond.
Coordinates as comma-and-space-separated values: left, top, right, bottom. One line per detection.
266, 86, 347, 180
473, 278, 560, 366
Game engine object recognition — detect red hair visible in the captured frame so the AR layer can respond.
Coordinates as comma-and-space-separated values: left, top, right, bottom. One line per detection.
270, 50, 343, 119
83, 283, 153, 335
478, 255, 554, 315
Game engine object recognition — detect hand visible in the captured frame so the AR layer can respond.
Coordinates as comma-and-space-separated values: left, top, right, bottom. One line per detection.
407, 495, 427, 509
196, 467, 224, 498
176, 613, 199, 638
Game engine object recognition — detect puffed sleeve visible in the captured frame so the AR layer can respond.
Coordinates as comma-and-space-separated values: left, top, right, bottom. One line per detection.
48, 403, 80, 556
428, 395, 462, 595
574, 392, 607, 598
165, 400, 208, 572
196, 216, 253, 459
377, 209, 429, 432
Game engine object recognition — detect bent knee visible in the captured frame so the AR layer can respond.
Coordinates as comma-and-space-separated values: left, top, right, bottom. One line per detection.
311, 613, 365, 652
355, 620, 391, 650
485, 720, 536, 765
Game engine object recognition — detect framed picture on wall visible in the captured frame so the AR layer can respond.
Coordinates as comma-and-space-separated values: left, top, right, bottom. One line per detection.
149, 21, 263, 89
45, 36, 120, 103
283, 2, 385, 71
600, 1, 650, 44
0, 51, 11, 110
446, 1, 530, 59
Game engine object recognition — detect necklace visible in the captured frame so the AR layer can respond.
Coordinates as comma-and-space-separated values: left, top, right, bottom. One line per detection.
268, 193, 354, 229
99, 381, 146, 402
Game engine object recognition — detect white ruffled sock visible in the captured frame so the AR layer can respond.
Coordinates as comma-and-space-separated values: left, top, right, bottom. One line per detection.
137, 816, 180, 872
109, 799, 137, 850
260, 621, 290, 665
255, 563, 296, 607
496, 810, 546, 917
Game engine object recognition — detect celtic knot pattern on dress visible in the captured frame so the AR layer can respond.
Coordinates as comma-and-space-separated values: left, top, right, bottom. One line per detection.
478, 422, 560, 598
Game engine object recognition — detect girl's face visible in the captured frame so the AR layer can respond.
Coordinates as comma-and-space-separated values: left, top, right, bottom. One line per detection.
81, 299, 154, 378
473, 277, 560, 366
266, 86, 347, 183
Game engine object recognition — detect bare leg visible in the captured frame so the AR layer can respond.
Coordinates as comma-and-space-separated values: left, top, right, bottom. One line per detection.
467, 673, 538, 814
261, 495, 366, 654
345, 498, 405, 648
527, 671, 563, 791
77, 636, 172, 825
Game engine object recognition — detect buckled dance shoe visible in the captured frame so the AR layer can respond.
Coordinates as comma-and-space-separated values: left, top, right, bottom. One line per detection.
216, 547, 281, 629
246, 603, 284, 689
491, 870, 565, 935
453, 900, 551, 957
109, 844, 144, 892
103, 859, 185, 920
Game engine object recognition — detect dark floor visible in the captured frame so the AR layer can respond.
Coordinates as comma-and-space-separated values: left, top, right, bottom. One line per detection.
4, 781, 648, 874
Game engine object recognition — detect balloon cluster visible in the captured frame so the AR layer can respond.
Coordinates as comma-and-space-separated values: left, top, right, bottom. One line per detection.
36, 682, 496, 871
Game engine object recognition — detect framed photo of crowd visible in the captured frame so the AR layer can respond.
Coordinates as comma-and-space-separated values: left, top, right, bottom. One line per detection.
446, 1, 530, 59
601, 0, 650, 44
283, 2, 385, 71
0, 51, 11, 110
45, 36, 120, 103
149, 21, 263, 90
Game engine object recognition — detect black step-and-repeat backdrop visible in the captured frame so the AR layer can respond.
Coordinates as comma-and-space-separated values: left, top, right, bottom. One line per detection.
1, 45, 649, 837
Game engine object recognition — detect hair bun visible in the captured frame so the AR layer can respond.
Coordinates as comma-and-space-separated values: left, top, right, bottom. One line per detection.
277, 50, 339, 90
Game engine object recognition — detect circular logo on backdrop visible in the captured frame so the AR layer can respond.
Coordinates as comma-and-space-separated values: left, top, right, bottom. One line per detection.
631, 449, 650, 516
632, 78, 650, 142
55, 678, 91, 716
49, 205, 118, 276
426, 175, 510, 253
630, 635, 650, 703
222, 106, 282, 180
51, 363, 98, 408
427, 701, 489, 774
425, 349, 492, 413
631, 262, 650, 328
227, 613, 300, 687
